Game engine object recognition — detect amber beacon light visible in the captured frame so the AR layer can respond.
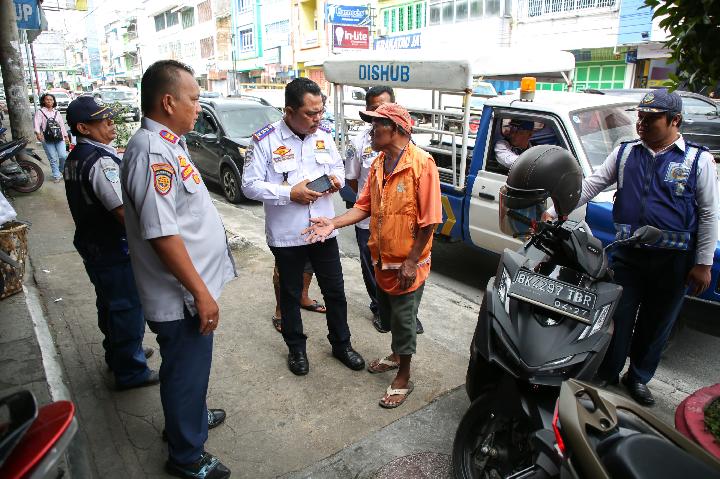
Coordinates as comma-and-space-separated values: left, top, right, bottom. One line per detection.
520, 76, 536, 102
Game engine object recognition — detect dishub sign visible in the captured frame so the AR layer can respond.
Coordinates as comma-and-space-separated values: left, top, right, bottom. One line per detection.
326, 4, 370, 26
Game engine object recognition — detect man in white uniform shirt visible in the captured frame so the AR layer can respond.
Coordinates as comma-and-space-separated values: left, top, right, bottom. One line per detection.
242, 78, 366, 376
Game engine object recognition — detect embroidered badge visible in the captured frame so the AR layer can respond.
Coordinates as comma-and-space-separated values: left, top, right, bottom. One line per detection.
665, 162, 690, 182
362, 146, 377, 159
345, 143, 356, 161
103, 166, 120, 183
178, 155, 189, 167
151, 163, 175, 195
192, 172, 201, 184
273, 145, 291, 157
641, 92, 655, 104
315, 140, 326, 150
252, 124, 275, 141
159, 130, 178, 144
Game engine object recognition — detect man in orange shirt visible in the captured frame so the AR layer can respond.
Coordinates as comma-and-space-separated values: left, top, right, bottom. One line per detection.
303, 103, 442, 408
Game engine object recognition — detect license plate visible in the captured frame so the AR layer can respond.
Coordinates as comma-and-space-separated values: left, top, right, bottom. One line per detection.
508, 270, 597, 323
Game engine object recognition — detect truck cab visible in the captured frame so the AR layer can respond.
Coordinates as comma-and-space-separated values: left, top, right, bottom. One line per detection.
323, 49, 720, 336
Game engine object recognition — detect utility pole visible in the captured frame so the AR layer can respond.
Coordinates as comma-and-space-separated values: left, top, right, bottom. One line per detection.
0, 0, 35, 140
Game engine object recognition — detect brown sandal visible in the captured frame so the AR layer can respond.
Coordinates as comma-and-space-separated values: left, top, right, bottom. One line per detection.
367, 356, 400, 374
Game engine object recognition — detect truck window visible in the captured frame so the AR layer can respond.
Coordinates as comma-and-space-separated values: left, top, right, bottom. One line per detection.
570, 106, 636, 169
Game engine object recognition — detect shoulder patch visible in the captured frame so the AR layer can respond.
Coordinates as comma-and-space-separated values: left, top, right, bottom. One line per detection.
159, 130, 179, 144
151, 163, 175, 195
685, 140, 709, 152
252, 124, 274, 141
103, 165, 120, 184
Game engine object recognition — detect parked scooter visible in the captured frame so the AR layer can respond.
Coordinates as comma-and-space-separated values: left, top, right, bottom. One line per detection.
0, 135, 44, 194
551, 379, 720, 478
0, 390, 77, 479
451, 146, 662, 478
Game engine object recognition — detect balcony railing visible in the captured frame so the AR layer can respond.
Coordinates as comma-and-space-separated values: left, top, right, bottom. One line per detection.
519, 0, 617, 19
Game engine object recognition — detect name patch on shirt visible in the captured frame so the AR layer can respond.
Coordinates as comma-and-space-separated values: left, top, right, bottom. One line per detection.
178, 155, 195, 181
151, 163, 175, 195
253, 124, 274, 141
159, 130, 178, 144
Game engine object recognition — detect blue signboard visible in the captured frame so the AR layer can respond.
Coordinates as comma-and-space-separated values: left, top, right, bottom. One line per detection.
374, 32, 421, 50
14, 0, 40, 30
327, 4, 370, 26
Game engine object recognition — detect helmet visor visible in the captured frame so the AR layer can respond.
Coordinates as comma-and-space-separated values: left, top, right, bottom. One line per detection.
499, 185, 548, 237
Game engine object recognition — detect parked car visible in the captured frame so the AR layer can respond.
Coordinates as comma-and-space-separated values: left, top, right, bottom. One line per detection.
586, 88, 720, 158
49, 91, 72, 113
185, 97, 283, 203
92, 87, 140, 122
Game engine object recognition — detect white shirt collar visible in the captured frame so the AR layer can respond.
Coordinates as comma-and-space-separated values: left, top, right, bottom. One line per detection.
77, 136, 117, 156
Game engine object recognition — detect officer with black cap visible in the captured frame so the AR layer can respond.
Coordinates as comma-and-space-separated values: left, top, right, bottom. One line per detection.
64, 95, 159, 390
545, 88, 718, 406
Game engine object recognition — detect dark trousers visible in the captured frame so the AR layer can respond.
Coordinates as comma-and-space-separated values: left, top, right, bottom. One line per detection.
355, 226, 378, 316
598, 247, 693, 384
270, 237, 351, 353
84, 260, 150, 387
148, 310, 213, 465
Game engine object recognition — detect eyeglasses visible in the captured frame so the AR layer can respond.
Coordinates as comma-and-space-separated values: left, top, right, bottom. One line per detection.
301, 108, 325, 119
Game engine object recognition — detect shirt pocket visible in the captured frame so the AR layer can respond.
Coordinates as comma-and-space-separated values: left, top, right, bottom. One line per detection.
315, 151, 334, 165
180, 177, 203, 217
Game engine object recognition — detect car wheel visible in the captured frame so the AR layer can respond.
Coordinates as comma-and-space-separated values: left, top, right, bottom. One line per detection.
221, 165, 244, 203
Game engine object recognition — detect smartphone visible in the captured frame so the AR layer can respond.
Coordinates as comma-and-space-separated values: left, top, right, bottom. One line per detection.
306, 174, 333, 193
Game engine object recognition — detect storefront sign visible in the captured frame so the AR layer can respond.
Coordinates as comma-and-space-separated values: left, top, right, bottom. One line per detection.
14, 0, 40, 30
326, 4, 370, 26
301, 30, 320, 49
333, 25, 369, 50
374, 32, 421, 50
625, 50, 637, 64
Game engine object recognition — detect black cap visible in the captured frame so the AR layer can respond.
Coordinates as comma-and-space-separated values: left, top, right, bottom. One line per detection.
66, 95, 115, 131
627, 88, 682, 114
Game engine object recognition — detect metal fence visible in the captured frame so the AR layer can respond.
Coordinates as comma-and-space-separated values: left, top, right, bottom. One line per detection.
521, 0, 616, 18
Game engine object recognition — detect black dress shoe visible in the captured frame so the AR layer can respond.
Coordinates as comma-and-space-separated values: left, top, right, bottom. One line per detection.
621, 374, 655, 406
166, 451, 231, 479
116, 369, 160, 391
332, 345, 365, 371
416, 318, 424, 335
288, 351, 309, 376
163, 408, 226, 441
372, 316, 389, 333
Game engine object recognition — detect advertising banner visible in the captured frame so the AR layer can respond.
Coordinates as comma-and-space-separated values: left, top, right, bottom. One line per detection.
332, 25, 369, 50
327, 4, 370, 26
374, 32, 422, 50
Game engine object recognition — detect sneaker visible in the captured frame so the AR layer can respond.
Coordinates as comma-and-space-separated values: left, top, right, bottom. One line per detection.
165, 451, 231, 479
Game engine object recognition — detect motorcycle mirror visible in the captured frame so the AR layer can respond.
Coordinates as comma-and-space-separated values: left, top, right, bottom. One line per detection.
629, 225, 662, 245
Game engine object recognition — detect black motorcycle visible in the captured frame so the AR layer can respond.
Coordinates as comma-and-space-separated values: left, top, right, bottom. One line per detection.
0, 136, 45, 194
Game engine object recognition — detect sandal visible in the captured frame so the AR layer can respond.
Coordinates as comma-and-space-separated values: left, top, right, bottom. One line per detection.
379, 381, 414, 409
272, 315, 282, 333
367, 356, 399, 374
300, 300, 326, 314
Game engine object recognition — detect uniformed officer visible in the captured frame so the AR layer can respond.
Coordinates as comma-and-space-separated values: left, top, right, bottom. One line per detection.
120, 60, 236, 479
63, 96, 157, 390
545, 88, 718, 406
345, 86, 425, 336
242, 77, 365, 376
494, 119, 535, 169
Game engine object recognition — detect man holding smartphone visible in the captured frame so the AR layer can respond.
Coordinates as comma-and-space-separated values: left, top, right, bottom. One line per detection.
242, 78, 365, 376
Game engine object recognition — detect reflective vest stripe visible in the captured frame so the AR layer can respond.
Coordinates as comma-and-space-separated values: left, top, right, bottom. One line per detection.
616, 142, 636, 190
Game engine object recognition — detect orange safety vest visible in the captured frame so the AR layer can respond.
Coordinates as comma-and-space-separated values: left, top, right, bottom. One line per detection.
367, 142, 434, 270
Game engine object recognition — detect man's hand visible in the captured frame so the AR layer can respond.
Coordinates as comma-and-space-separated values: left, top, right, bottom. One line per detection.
195, 291, 220, 335
302, 217, 335, 243
398, 259, 417, 291
686, 264, 712, 296
326, 175, 341, 194
290, 179, 323, 205
541, 210, 557, 223
35, 132, 43, 142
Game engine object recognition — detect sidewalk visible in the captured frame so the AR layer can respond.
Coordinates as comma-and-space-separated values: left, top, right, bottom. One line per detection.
2, 159, 479, 478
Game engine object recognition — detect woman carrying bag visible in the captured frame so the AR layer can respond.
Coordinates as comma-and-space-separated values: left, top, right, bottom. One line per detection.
34, 93, 69, 183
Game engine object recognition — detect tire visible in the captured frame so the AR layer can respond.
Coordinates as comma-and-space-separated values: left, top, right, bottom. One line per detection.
11, 160, 44, 193
220, 165, 244, 203
466, 296, 501, 402
452, 394, 534, 479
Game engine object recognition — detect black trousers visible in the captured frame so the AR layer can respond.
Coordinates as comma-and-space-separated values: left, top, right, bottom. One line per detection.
270, 237, 351, 353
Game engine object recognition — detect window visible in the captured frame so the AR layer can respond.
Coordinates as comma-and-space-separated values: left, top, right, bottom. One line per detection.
238, 0, 252, 13
198, 0, 212, 22
182, 8, 195, 29
524, 0, 616, 18
239, 28, 254, 53
455, 0, 468, 20
573, 63, 626, 91
200, 36, 214, 58
381, 2, 425, 32
683, 97, 717, 116
429, 0, 501, 24
265, 20, 289, 47
154, 14, 165, 31
165, 11, 178, 28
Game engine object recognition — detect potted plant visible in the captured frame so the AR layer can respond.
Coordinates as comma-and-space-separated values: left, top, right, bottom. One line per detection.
675, 383, 720, 459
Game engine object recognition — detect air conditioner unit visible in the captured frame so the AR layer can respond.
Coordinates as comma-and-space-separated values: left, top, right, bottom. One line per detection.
376, 27, 389, 37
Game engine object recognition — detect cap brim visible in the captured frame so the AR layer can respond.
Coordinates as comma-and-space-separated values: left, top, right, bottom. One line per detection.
359, 110, 385, 123
626, 106, 670, 113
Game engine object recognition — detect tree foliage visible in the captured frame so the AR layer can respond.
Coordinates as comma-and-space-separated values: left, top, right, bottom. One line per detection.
644, 0, 720, 92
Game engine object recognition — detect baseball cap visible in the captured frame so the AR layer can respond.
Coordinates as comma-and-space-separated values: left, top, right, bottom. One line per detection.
627, 88, 682, 114
66, 95, 116, 131
359, 103, 412, 133
509, 119, 535, 131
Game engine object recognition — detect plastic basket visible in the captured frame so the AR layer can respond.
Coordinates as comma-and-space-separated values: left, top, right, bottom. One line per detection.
0, 221, 29, 299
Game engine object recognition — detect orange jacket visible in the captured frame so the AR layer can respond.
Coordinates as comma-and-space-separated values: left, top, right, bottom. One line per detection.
367, 142, 434, 270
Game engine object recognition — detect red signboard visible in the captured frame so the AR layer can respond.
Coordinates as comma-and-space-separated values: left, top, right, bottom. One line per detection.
332, 25, 369, 49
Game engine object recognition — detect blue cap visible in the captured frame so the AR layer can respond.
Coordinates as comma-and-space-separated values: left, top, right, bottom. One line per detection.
627, 88, 682, 114
66, 95, 115, 130
509, 119, 535, 131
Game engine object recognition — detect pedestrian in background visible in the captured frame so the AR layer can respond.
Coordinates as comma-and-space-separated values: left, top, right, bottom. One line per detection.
304, 103, 442, 408
345, 86, 424, 335
242, 77, 365, 377
121, 60, 236, 479
544, 88, 718, 406
63, 96, 157, 390
34, 93, 69, 183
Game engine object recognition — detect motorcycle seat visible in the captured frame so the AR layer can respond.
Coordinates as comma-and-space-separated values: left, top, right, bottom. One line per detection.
601, 433, 720, 479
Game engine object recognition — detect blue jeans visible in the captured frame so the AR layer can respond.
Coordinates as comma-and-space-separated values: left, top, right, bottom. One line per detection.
598, 247, 693, 384
148, 310, 214, 465
270, 237, 351, 353
42, 140, 67, 179
355, 226, 378, 316
84, 260, 150, 387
